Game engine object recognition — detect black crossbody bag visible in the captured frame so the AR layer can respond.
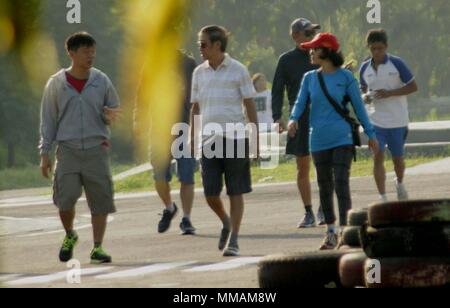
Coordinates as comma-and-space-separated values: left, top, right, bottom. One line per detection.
317, 71, 362, 161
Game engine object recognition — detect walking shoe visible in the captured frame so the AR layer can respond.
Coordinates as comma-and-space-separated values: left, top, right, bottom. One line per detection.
218, 228, 231, 251
223, 245, 240, 257
319, 232, 339, 250
59, 232, 79, 262
158, 203, 178, 233
395, 180, 409, 201
180, 217, 196, 235
317, 207, 326, 226
298, 211, 317, 228
90, 247, 112, 264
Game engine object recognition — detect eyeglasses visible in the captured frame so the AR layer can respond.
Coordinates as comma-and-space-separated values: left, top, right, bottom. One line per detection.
198, 42, 207, 49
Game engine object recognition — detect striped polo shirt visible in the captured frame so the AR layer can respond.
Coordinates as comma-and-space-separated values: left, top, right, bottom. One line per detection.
360, 54, 415, 128
191, 54, 256, 142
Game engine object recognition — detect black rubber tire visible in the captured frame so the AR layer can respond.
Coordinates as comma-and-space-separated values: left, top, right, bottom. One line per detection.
342, 226, 362, 247
360, 224, 450, 258
339, 252, 368, 288
347, 209, 369, 226
339, 245, 360, 251
258, 249, 362, 288
368, 199, 450, 228
364, 257, 450, 288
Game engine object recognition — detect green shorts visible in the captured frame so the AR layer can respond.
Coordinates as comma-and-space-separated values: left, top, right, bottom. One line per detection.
53, 145, 116, 215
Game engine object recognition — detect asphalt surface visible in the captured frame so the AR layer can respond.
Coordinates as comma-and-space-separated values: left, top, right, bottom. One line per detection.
0, 165, 449, 288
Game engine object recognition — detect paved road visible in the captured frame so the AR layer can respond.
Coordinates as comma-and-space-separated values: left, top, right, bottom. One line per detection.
0, 171, 449, 288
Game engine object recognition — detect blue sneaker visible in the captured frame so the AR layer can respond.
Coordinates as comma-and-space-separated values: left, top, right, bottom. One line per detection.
298, 211, 317, 228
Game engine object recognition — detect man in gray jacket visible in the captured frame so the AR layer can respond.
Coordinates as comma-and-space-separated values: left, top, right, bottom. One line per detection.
39, 32, 120, 264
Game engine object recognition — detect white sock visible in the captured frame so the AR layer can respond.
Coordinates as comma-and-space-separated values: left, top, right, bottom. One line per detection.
327, 225, 336, 233
166, 203, 175, 213
380, 194, 388, 202
396, 179, 405, 188
183, 213, 191, 220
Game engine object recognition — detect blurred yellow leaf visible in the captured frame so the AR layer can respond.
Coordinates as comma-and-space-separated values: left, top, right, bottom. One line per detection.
121, 0, 190, 167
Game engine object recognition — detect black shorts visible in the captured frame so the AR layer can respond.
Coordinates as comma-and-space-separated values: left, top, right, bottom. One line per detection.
201, 138, 252, 197
286, 105, 310, 157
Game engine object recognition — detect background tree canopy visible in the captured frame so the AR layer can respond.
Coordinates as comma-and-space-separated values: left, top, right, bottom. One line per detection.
1, 0, 449, 169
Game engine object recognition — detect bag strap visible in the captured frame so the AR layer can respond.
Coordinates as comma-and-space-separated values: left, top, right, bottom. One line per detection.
317, 71, 359, 161
317, 71, 356, 126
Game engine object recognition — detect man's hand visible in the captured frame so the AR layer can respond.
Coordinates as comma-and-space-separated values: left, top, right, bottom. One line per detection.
287, 120, 298, 138
40, 154, 52, 179
253, 135, 260, 161
275, 119, 286, 134
103, 107, 122, 123
374, 89, 392, 100
362, 93, 373, 105
368, 138, 380, 155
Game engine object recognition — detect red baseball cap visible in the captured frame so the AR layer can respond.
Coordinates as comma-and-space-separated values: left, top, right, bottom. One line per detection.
301, 32, 340, 52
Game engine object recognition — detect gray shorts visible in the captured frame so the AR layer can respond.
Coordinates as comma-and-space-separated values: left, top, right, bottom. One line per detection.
53, 145, 116, 215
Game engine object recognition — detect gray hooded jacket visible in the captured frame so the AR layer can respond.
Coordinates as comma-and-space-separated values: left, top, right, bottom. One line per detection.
39, 68, 120, 155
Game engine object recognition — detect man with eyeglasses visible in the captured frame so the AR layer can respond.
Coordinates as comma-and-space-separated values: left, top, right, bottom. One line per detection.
272, 18, 325, 228
190, 25, 259, 257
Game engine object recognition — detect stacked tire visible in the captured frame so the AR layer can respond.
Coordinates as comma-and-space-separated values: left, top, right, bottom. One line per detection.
338, 208, 369, 287
360, 199, 450, 288
258, 199, 450, 288
340, 209, 369, 249
258, 249, 362, 288
257, 209, 370, 288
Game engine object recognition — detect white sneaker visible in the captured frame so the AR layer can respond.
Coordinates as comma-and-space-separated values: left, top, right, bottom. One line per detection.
395, 180, 409, 201
380, 194, 389, 203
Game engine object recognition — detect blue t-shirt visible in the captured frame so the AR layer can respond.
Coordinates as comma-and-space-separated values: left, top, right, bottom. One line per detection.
290, 69, 376, 153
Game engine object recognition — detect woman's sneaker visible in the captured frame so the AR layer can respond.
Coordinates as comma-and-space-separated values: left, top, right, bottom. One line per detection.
59, 232, 79, 262
317, 208, 326, 226
90, 247, 112, 264
319, 232, 338, 250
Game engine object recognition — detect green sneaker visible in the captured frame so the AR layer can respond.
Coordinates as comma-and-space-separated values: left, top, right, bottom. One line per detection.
90, 247, 112, 264
59, 233, 79, 262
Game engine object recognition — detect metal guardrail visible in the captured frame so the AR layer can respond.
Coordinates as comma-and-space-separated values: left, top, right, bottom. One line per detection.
113, 121, 450, 182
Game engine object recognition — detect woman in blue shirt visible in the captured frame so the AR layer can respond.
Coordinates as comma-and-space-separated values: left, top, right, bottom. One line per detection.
288, 33, 379, 250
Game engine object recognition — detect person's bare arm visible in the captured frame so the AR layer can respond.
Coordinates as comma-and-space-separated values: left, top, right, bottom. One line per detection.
190, 103, 200, 156
244, 98, 260, 159
374, 80, 418, 100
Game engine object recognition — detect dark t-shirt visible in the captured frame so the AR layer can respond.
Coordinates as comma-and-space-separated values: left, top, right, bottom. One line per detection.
271, 47, 318, 121
181, 53, 197, 124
